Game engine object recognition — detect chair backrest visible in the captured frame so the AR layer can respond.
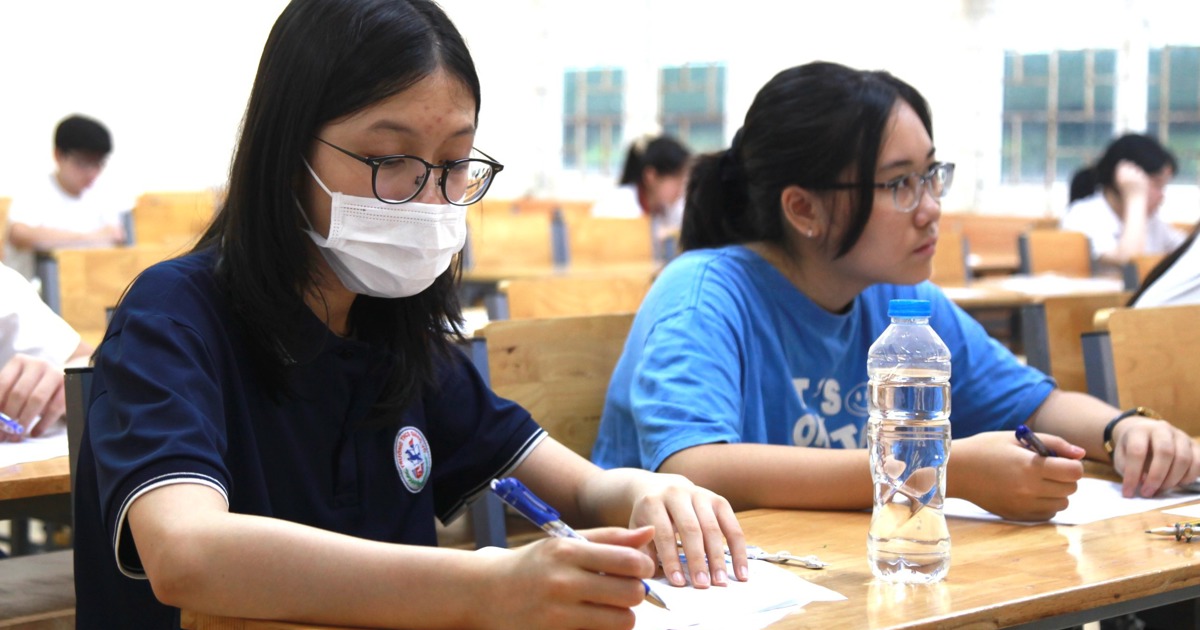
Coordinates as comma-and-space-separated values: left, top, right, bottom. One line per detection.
929, 231, 970, 286
565, 216, 655, 265
499, 272, 655, 320
131, 191, 217, 249
479, 313, 635, 458
1106, 303, 1200, 433
1019, 229, 1093, 277
55, 245, 177, 342
465, 212, 555, 268
940, 213, 1058, 274
64, 367, 94, 504
1039, 292, 1130, 392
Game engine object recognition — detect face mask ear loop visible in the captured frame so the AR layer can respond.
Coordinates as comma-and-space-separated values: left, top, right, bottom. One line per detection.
301, 156, 335, 197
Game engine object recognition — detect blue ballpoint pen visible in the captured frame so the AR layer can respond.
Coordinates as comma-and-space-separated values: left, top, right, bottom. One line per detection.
1015, 424, 1056, 458
490, 477, 670, 610
0, 411, 24, 436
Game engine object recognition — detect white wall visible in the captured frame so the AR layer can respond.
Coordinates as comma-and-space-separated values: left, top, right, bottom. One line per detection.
2, 0, 1198, 225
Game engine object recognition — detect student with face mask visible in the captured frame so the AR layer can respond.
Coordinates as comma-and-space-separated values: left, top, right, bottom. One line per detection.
72, 1, 746, 628
591, 61, 1200, 523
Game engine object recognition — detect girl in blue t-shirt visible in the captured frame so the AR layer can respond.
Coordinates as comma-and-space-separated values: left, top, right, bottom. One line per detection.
593, 61, 1200, 523
72, 1, 745, 628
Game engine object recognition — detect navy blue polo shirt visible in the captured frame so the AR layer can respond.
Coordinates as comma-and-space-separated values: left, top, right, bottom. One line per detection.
73, 249, 544, 628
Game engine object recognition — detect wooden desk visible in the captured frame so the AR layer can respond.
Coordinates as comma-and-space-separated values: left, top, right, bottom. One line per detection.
0, 455, 71, 554
182, 496, 1200, 629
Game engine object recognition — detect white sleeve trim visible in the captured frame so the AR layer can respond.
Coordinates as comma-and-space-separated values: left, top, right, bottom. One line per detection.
441, 429, 547, 524
112, 472, 229, 580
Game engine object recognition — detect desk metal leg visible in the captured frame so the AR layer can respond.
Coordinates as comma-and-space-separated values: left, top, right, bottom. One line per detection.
35, 255, 61, 314
1020, 303, 1051, 376
1082, 331, 1117, 406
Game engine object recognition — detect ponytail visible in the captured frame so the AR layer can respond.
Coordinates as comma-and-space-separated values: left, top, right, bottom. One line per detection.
681, 140, 755, 251
1068, 166, 1099, 204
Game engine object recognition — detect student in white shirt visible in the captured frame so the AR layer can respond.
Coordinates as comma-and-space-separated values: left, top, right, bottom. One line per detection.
591, 135, 691, 250
6, 115, 129, 280
0, 261, 91, 441
1130, 223, 1200, 308
1062, 134, 1186, 274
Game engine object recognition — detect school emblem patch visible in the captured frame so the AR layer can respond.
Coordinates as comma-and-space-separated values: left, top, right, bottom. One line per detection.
394, 427, 432, 493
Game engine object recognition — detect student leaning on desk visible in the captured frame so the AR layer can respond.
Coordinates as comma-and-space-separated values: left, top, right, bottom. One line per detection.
71, 2, 745, 629
0, 260, 92, 441
591, 61, 1200, 523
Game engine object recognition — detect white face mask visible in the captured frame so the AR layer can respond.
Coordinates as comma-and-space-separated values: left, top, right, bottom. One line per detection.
299, 159, 466, 298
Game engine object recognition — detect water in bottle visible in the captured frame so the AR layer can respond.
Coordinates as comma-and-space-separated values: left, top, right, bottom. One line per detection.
867, 298, 952, 584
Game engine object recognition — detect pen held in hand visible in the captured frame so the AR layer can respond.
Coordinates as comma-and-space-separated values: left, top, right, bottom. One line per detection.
0, 411, 24, 436
1015, 424, 1056, 458
490, 477, 670, 610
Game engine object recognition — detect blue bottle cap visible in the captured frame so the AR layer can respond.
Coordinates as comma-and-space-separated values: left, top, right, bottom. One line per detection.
887, 299, 931, 318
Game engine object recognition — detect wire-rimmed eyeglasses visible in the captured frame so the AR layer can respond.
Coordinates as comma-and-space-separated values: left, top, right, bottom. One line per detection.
820, 162, 955, 213
314, 137, 504, 206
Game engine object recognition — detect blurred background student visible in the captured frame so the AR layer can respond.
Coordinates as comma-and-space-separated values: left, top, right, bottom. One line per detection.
0, 260, 91, 441
591, 134, 691, 249
1062, 133, 1186, 274
6, 114, 130, 283
1129, 219, 1200, 307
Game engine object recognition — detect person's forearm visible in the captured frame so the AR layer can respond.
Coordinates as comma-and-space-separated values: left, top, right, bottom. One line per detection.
657, 443, 872, 512
133, 494, 485, 628
1113, 194, 1151, 263
9, 223, 119, 250
1025, 390, 1119, 461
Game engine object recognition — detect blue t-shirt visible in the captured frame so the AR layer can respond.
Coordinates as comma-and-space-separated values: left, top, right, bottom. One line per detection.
73, 249, 544, 629
592, 245, 1054, 471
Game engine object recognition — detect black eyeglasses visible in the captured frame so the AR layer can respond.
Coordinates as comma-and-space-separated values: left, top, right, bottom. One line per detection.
819, 162, 955, 213
314, 137, 504, 206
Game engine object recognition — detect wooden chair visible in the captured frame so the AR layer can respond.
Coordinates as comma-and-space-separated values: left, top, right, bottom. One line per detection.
54, 245, 177, 345
480, 313, 635, 458
1023, 292, 1130, 392
131, 190, 217, 249
940, 213, 1058, 276
1106, 304, 1200, 434
929, 231, 970, 287
565, 216, 655, 265
496, 272, 655, 320
464, 212, 555, 269
1019, 229, 1093, 277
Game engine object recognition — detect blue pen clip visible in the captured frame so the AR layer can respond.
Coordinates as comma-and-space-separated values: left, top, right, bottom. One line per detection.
490, 478, 584, 540
0, 412, 24, 436
1015, 424, 1056, 458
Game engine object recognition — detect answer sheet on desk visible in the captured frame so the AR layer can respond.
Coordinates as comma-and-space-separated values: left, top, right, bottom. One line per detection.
633, 559, 844, 630
0, 425, 68, 468
944, 477, 1200, 526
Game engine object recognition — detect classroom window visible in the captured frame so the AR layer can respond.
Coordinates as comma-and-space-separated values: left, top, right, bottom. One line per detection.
1148, 46, 1200, 184
1001, 50, 1116, 185
563, 68, 624, 174
660, 63, 726, 153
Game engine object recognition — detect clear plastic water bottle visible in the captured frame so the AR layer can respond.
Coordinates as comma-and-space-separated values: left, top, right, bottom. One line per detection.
867, 299, 952, 584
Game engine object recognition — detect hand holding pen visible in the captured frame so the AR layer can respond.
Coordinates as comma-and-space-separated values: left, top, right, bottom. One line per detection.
1016, 425, 1057, 458
492, 478, 670, 609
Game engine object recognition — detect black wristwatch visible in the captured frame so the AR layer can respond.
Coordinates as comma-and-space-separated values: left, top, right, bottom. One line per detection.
1103, 406, 1163, 455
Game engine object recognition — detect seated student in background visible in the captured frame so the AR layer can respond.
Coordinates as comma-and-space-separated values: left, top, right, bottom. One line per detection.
0, 261, 92, 441
1062, 134, 1186, 274
1129, 220, 1200, 307
6, 114, 129, 281
73, 1, 745, 628
591, 134, 691, 247
591, 61, 1200, 523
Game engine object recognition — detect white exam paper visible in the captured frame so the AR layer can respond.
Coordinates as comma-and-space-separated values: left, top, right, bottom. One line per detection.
944, 477, 1200, 526
633, 559, 845, 630
0, 424, 69, 469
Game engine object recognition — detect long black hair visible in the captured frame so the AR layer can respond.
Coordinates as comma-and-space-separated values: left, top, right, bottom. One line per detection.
194, 0, 480, 407
1068, 134, 1177, 204
680, 61, 932, 258
618, 135, 690, 186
